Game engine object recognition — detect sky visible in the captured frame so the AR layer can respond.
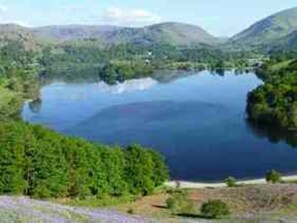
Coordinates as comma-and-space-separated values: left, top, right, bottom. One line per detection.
0, 0, 296, 37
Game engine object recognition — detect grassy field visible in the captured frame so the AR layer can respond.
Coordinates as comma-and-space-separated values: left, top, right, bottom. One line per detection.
0, 184, 296, 222
114, 183, 297, 222
269, 59, 294, 72
0, 196, 155, 223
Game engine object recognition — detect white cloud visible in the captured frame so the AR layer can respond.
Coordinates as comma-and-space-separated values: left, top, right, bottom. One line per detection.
102, 7, 161, 26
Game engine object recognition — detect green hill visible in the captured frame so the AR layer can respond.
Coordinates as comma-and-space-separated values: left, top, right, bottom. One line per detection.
33, 22, 218, 46
114, 22, 219, 46
231, 7, 297, 46
0, 22, 219, 47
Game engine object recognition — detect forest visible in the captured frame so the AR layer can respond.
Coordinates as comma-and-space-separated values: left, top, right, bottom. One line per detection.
0, 122, 168, 198
247, 50, 297, 130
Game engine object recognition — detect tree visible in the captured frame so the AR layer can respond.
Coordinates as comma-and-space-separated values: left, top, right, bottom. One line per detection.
147, 150, 169, 187
101, 148, 128, 196
100, 63, 118, 85
266, 170, 282, 184
225, 177, 236, 187
124, 144, 155, 195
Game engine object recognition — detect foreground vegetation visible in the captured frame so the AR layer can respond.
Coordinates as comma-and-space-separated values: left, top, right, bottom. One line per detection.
0, 122, 168, 199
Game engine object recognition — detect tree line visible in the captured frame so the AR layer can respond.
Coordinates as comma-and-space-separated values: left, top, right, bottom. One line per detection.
38, 42, 256, 84
0, 122, 169, 198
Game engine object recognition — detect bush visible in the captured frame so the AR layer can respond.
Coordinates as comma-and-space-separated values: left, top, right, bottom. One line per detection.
166, 196, 178, 212
266, 170, 282, 184
200, 200, 230, 219
127, 208, 134, 215
225, 177, 236, 187
166, 190, 194, 214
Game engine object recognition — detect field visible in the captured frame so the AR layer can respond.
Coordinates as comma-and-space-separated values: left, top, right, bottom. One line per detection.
0, 196, 156, 223
115, 183, 297, 222
1, 183, 296, 222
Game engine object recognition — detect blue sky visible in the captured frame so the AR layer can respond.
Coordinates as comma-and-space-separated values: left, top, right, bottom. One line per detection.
0, 0, 296, 36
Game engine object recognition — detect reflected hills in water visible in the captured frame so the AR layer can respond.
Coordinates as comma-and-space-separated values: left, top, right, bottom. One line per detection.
247, 121, 297, 148
24, 70, 297, 180
29, 72, 297, 149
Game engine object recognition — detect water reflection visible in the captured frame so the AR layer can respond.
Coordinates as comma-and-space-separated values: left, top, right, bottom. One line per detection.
152, 70, 197, 83
32, 72, 295, 149
247, 121, 297, 148
28, 98, 42, 114
96, 78, 157, 94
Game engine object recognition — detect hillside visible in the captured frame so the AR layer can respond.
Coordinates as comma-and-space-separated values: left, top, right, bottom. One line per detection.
114, 22, 219, 46
279, 29, 297, 47
231, 7, 297, 46
0, 24, 39, 49
0, 22, 218, 47
1, 183, 297, 222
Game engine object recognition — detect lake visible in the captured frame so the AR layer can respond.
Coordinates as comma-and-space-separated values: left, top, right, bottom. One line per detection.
22, 70, 297, 181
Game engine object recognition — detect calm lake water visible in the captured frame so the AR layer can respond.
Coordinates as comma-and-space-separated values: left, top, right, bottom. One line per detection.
22, 71, 297, 181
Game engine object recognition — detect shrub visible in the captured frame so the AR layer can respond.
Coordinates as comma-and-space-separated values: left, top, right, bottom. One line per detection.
266, 170, 282, 184
166, 197, 178, 211
225, 177, 236, 187
127, 208, 134, 215
200, 200, 230, 219
166, 190, 194, 214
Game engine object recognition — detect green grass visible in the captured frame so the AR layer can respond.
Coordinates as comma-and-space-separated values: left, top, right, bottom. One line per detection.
269, 59, 294, 72
54, 194, 136, 208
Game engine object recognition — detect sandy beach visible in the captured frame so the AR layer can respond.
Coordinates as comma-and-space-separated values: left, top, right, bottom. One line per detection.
165, 175, 297, 189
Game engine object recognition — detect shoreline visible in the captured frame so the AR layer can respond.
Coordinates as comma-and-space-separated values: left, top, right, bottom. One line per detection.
165, 175, 297, 189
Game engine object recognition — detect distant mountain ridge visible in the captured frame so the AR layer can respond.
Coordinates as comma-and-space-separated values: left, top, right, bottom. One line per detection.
1, 7, 297, 50
0, 22, 219, 47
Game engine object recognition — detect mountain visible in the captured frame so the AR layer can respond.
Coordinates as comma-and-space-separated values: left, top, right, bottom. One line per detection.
32, 22, 218, 46
110, 22, 218, 46
0, 24, 39, 49
0, 22, 219, 47
31, 25, 120, 42
231, 7, 297, 46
